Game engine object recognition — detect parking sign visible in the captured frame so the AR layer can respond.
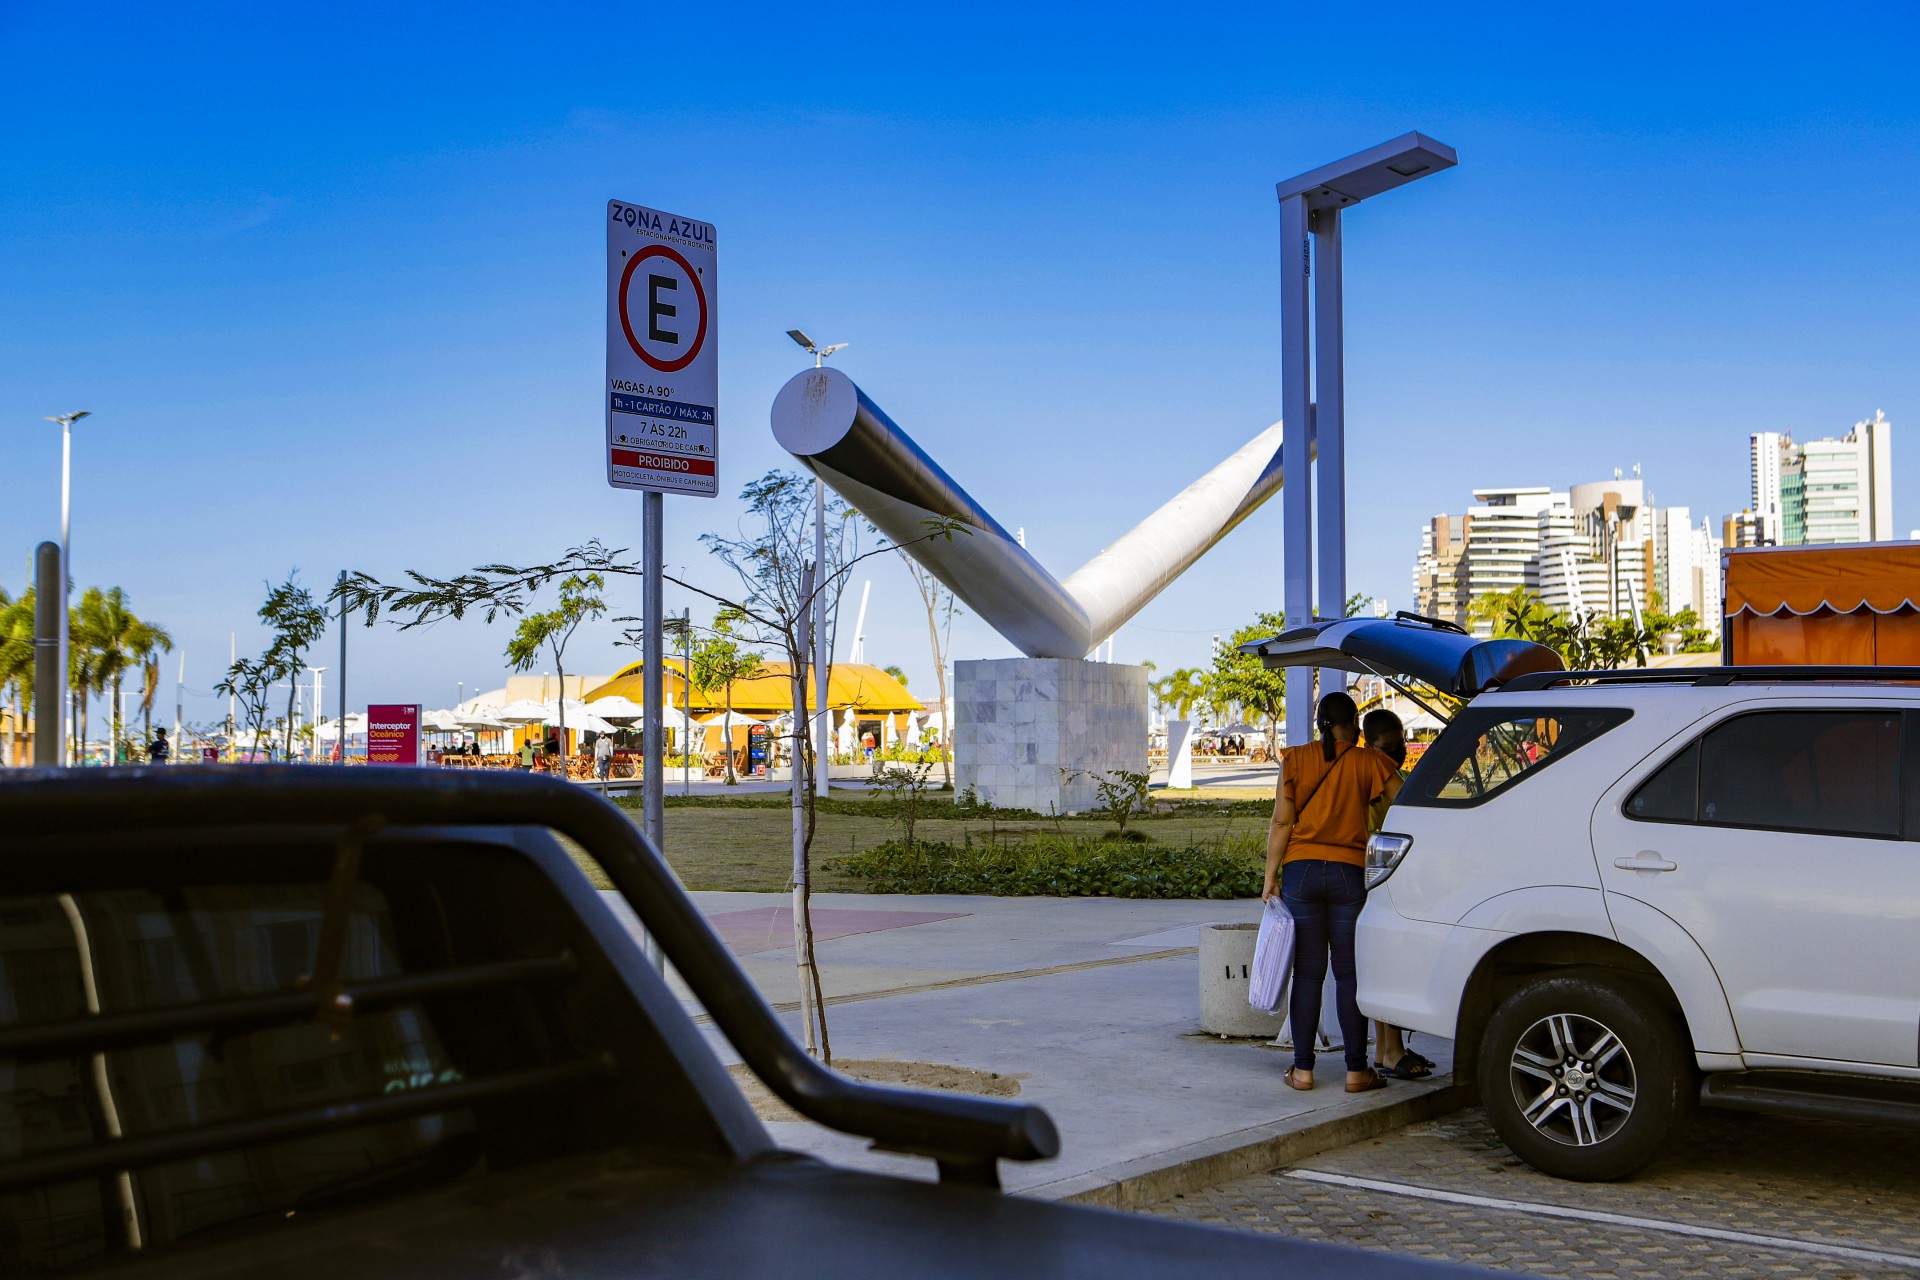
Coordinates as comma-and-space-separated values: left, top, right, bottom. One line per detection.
606, 200, 718, 497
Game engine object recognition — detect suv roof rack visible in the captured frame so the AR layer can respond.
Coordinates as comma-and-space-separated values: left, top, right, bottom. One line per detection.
1501, 665, 1920, 692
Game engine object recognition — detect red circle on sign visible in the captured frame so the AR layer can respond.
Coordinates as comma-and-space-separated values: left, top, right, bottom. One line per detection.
619, 244, 708, 373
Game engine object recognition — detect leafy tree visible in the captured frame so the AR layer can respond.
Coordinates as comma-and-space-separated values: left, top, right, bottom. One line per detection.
504, 573, 606, 756
1208, 612, 1288, 755
1644, 601, 1717, 654
687, 610, 763, 783
881, 664, 908, 686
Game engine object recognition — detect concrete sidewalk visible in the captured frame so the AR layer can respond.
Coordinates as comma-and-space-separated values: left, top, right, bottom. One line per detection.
603, 890, 1466, 1204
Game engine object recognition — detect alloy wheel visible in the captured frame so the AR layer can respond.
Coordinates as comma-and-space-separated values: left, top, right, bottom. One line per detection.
1508, 1012, 1636, 1147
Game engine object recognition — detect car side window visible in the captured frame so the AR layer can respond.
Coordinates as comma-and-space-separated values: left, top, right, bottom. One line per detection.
1631, 709, 1902, 838
1626, 740, 1698, 822
1404, 708, 1631, 807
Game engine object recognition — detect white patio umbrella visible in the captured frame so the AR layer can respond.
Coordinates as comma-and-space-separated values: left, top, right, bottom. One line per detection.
493, 699, 548, 725
422, 709, 464, 733
540, 699, 593, 725
571, 712, 619, 735
584, 695, 646, 723
458, 709, 509, 730
313, 714, 368, 742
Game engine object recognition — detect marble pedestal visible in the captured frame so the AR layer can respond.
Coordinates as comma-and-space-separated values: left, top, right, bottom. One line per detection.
952, 657, 1149, 814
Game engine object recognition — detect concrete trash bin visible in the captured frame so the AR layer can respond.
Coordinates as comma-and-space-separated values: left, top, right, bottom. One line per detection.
1199, 923, 1287, 1038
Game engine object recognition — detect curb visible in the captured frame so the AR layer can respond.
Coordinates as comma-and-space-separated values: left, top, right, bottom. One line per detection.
1017, 1076, 1474, 1210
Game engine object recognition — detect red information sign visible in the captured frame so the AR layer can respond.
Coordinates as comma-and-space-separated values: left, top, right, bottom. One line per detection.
367, 704, 421, 766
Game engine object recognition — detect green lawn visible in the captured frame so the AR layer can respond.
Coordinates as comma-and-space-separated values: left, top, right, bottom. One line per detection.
571, 789, 1272, 892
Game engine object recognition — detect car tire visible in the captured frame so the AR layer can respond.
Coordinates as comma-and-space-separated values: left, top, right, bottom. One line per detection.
1477, 971, 1692, 1181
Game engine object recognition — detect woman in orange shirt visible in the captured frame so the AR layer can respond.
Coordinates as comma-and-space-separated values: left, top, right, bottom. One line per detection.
1263, 691, 1403, 1093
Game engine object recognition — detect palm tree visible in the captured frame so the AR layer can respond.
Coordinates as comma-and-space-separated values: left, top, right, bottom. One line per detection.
1165, 667, 1210, 722
68, 595, 110, 764
77, 587, 172, 763
0, 588, 35, 765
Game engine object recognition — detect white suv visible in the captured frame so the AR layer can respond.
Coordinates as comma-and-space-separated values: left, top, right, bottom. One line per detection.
1245, 616, 1920, 1180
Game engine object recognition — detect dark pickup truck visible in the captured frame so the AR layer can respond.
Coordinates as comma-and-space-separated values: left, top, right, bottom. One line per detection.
1, 768, 1483, 1278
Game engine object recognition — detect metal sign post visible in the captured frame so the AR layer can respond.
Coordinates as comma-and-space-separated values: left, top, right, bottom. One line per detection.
607, 199, 718, 970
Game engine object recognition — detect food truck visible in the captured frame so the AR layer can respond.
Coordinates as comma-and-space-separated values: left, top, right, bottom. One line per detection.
1723, 542, 1920, 665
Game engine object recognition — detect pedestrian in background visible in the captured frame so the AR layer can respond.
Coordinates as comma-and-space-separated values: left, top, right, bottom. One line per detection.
518, 737, 536, 771
147, 728, 170, 765
1362, 708, 1436, 1081
1264, 690, 1403, 1093
595, 732, 614, 787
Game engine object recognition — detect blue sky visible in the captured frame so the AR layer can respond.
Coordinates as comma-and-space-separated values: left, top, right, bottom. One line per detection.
4, 2, 1918, 727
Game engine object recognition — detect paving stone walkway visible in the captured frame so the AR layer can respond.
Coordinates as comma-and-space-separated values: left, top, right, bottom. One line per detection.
1145, 1106, 1920, 1278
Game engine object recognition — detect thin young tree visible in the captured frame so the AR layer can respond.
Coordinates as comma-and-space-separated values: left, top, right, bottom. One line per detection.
504, 574, 606, 765
893, 552, 961, 786
259, 577, 328, 761
334, 479, 966, 1062
215, 654, 274, 761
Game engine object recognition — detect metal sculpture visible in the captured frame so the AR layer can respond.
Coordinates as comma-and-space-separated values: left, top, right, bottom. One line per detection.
771, 367, 1298, 660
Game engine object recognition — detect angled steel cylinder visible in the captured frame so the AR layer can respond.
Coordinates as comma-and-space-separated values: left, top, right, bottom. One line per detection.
771, 368, 1295, 660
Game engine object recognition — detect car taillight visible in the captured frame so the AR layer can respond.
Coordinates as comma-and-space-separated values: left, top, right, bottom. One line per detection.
1365, 833, 1413, 890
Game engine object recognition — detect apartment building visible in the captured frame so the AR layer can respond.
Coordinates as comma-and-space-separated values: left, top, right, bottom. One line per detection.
1653, 507, 1724, 621
1418, 481, 1668, 636
1748, 412, 1893, 546
1412, 512, 1472, 628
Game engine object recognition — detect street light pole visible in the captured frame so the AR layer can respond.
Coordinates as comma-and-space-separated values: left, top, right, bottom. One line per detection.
1274, 134, 1455, 747
308, 668, 325, 762
44, 410, 89, 766
335, 570, 348, 764
784, 330, 848, 800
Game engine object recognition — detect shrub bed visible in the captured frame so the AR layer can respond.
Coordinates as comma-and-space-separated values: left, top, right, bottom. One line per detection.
827, 835, 1261, 899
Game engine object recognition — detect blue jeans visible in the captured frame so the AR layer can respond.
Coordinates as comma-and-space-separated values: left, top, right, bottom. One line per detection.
1282, 858, 1369, 1073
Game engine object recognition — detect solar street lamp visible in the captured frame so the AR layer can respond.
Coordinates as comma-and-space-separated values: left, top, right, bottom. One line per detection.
787, 328, 850, 796
786, 329, 849, 367
1276, 134, 1456, 746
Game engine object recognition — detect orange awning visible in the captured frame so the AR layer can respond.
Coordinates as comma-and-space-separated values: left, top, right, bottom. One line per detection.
1724, 544, 1920, 617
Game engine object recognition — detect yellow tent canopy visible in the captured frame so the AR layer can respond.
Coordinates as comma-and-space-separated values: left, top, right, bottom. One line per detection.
586, 661, 922, 716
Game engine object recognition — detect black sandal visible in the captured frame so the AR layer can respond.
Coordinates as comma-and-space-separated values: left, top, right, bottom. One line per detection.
1375, 1052, 1435, 1080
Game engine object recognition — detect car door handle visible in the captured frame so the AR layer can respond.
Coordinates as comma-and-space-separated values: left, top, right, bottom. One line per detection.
1614, 853, 1678, 872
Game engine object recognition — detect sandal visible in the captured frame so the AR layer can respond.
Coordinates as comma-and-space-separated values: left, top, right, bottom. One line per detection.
1375, 1052, 1435, 1081
1284, 1067, 1314, 1091
1345, 1069, 1391, 1094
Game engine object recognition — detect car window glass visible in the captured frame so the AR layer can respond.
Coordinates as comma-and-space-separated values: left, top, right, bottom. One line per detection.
1416, 710, 1628, 805
0, 883, 480, 1272
1697, 710, 1901, 838
1626, 741, 1699, 823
